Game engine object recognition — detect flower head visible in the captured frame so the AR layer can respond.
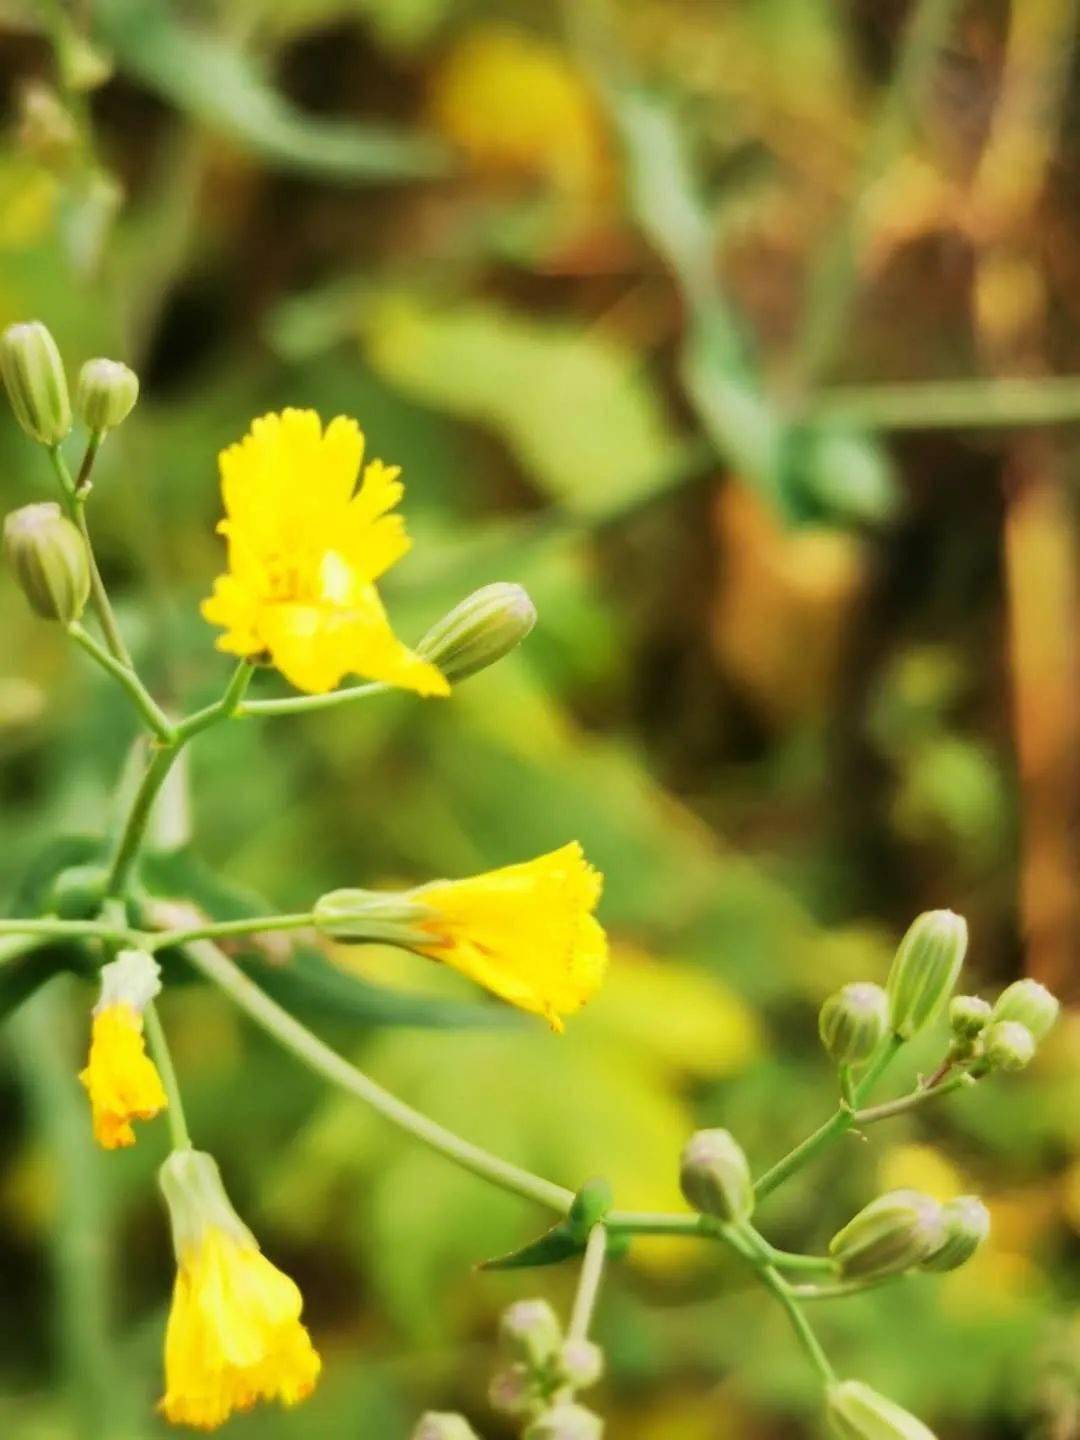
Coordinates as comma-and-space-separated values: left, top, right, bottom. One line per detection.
78, 949, 167, 1149
414, 842, 607, 1030
201, 409, 448, 697
159, 1148, 320, 1430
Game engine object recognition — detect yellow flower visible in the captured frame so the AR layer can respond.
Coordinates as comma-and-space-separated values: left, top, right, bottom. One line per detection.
201, 408, 449, 697
414, 842, 608, 1030
79, 1003, 168, 1149
79, 950, 168, 1149
428, 26, 609, 198
159, 1149, 320, 1430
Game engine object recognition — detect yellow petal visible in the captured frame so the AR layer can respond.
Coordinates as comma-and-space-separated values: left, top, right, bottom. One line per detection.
78, 1003, 167, 1150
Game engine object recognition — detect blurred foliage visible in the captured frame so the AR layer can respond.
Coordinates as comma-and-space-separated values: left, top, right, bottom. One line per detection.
0, 1, 1079, 1438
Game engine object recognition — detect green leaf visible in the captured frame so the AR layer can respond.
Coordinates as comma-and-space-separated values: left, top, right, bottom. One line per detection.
91, 0, 450, 182
365, 294, 691, 519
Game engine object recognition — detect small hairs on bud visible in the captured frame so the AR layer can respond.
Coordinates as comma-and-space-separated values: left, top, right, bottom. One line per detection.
523, 1403, 604, 1440
499, 1298, 562, 1366
679, 1128, 754, 1224
829, 1190, 946, 1279
76, 357, 139, 434
920, 1195, 990, 1273
0, 320, 71, 445
886, 909, 967, 1039
4, 502, 89, 623
558, 1338, 604, 1391
990, 979, 1059, 1044
417, 582, 537, 683
411, 1414, 480, 1440
949, 994, 992, 1041
819, 982, 889, 1066
982, 1019, 1036, 1073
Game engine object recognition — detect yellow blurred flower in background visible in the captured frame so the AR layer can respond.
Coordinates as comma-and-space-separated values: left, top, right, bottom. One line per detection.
202, 409, 448, 696
428, 25, 610, 199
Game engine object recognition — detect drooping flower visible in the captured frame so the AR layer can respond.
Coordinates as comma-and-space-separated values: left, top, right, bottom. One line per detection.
315, 842, 608, 1030
201, 408, 449, 697
78, 948, 167, 1149
159, 1148, 320, 1430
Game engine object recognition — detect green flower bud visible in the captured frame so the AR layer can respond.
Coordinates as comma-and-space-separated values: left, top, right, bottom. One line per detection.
500, 1299, 562, 1367
411, 1415, 480, 1440
312, 888, 435, 947
488, 1365, 533, 1416
679, 1128, 754, 1224
920, 1195, 990, 1273
523, 1403, 604, 1440
47, 863, 108, 920
76, 358, 139, 434
949, 994, 992, 1041
982, 1019, 1036, 1072
990, 979, 1060, 1043
829, 1190, 946, 1279
4, 502, 89, 623
558, 1338, 604, 1391
886, 910, 967, 1038
1, 321, 71, 444
826, 1381, 937, 1440
417, 582, 537, 682
819, 983, 889, 1066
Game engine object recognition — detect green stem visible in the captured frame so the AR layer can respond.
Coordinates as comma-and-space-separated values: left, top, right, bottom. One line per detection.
791, 1274, 903, 1301
148, 912, 316, 951
67, 622, 175, 741
758, 1267, 837, 1386
606, 1209, 709, 1236
755, 1036, 904, 1200
0, 917, 141, 946
105, 742, 183, 898
854, 1072, 972, 1124
183, 937, 574, 1215
239, 679, 386, 718
175, 661, 254, 740
568, 1223, 608, 1342
143, 998, 191, 1150
811, 376, 1080, 431
49, 444, 132, 667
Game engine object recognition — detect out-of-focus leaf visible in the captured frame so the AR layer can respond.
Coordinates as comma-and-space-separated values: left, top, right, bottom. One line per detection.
365, 294, 690, 519
91, 0, 450, 182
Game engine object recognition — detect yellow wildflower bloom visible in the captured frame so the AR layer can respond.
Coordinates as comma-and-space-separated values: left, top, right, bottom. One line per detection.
79, 949, 167, 1150
159, 1149, 320, 1430
415, 842, 608, 1030
201, 408, 449, 697
79, 1003, 168, 1149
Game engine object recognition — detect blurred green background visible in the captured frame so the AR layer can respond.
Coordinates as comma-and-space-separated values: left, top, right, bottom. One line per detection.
1, 1, 1079, 1436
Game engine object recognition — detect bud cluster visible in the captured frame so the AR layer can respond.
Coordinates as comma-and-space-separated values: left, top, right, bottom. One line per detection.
830, 1189, 990, 1281
488, 1299, 604, 1433
948, 978, 1060, 1076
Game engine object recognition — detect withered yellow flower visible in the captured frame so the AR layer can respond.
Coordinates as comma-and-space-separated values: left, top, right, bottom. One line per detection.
415, 842, 608, 1030
201, 408, 449, 697
159, 1149, 320, 1430
79, 949, 167, 1149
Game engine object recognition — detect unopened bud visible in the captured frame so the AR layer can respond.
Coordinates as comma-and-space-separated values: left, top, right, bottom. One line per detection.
488, 1365, 534, 1416
829, 1190, 946, 1279
411, 1415, 480, 1440
819, 983, 889, 1066
982, 1020, 1035, 1073
500, 1298, 562, 1367
523, 1403, 604, 1440
558, 1338, 604, 1390
679, 1128, 753, 1224
886, 910, 967, 1039
949, 995, 992, 1041
990, 979, 1059, 1044
826, 1381, 936, 1440
1, 321, 71, 444
313, 888, 434, 947
76, 358, 139, 434
4, 502, 89, 622
417, 582, 537, 683
920, 1195, 990, 1273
